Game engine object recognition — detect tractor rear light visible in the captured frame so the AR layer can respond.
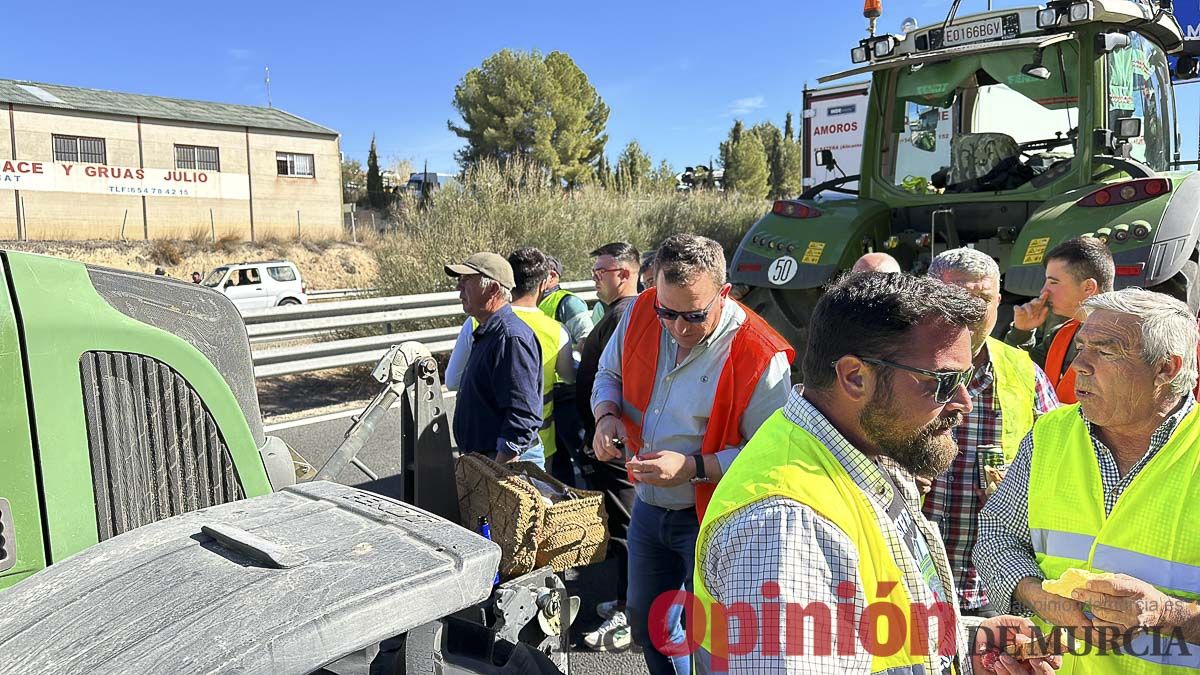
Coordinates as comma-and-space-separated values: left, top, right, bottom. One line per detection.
772, 200, 822, 218
1037, 7, 1060, 27
1077, 178, 1171, 207
852, 46, 869, 63
917, 233, 932, 248
737, 263, 762, 273
1095, 227, 1112, 244
884, 236, 900, 249
1115, 263, 1145, 277
1131, 220, 1152, 239
1112, 224, 1130, 242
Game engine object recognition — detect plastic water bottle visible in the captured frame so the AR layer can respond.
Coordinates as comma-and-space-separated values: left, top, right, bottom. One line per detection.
478, 515, 500, 586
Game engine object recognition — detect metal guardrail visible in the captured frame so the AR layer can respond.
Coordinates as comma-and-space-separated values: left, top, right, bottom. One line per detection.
250, 280, 597, 378
306, 287, 378, 301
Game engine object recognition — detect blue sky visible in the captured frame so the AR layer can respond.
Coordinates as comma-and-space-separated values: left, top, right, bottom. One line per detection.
4, 0, 1200, 173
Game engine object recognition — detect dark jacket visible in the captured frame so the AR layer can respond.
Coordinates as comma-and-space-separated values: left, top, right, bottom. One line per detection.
454, 304, 544, 454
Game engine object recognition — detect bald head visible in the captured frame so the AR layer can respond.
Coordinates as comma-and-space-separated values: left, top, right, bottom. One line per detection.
852, 252, 901, 274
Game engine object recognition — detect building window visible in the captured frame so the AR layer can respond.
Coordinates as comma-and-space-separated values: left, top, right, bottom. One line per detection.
53, 134, 106, 164
175, 145, 220, 172
276, 152, 314, 178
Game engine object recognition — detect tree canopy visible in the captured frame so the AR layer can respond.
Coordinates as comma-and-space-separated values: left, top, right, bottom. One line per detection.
449, 49, 609, 188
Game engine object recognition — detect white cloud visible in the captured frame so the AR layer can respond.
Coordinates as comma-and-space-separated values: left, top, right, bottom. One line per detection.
723, 96, 766, 117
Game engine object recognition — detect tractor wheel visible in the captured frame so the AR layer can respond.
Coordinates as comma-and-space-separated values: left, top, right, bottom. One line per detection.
739, 285, 823, 364
1150, 259, 1200, 315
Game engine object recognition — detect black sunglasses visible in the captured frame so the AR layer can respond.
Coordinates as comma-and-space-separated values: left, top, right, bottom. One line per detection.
654, 291, 722, 324
853, 356, 974, 404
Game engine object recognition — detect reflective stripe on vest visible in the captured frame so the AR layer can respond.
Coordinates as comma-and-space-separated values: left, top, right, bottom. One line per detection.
472, 311, 560, 455
1029, 403, 1200, 673
619, 288, 793, 522
985, 337, 1037, 463
693, 411, 937, 672
1044, 319, 1080, 405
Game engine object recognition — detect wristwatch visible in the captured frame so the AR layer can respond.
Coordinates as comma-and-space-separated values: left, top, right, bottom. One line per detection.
689, 454, 712, 484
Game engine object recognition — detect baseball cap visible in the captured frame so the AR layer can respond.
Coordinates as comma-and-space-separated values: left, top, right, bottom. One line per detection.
445, 252, 515, 290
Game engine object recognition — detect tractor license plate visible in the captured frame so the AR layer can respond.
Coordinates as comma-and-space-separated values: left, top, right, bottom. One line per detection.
932, 14, 1019, 49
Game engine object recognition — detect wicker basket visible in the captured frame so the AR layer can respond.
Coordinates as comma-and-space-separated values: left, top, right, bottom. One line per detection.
455, 454, 608, 578
511, 461, 609, 572
455, 453, 542, 578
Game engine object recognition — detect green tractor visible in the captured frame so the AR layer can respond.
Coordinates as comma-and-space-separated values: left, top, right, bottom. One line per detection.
731, 0, 1200, 350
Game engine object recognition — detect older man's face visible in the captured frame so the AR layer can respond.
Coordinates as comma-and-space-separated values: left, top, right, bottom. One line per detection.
457, 273, 487, 316
938, 269, 1000, 356
1072, 309, 1159, 428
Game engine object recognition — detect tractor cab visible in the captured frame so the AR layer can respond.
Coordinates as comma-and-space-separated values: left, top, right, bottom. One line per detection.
731, 0, 1199, 350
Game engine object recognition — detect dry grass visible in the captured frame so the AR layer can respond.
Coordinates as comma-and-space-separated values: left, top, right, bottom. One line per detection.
148, 239, 184, 266
373, 156, 767, 298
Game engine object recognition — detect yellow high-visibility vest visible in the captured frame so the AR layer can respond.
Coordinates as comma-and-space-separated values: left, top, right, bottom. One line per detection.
986, 336, 1037, 462
1029, 403, 1200, 673
694, 410, 938, 673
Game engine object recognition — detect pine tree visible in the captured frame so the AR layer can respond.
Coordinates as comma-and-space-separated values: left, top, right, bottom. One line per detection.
367, 135, 386, 209
784, 112, 795, 143
724, 133, 769, 199
616, 140, 652, 192
449, 49, 609, 188
719, 120, 745, 169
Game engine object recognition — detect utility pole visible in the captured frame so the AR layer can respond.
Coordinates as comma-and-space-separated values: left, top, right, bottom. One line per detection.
265, 67, 272, 108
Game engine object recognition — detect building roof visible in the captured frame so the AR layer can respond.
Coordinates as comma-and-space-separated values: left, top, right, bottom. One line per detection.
0, 79, 337, 136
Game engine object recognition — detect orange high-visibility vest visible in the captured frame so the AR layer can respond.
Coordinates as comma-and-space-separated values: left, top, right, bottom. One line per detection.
619, 288, 793, 522
1045, 319, 1080, 404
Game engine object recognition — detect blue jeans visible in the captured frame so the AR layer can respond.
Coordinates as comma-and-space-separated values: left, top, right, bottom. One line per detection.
627, 497, 698, 675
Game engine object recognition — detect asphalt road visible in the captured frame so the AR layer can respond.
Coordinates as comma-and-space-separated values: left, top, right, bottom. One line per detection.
266, 401, 650, 675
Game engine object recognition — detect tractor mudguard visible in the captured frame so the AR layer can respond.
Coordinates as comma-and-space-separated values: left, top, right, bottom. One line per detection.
1006, 174, 1200, 296
0, 481, 500, 675
729, 198, 891, 290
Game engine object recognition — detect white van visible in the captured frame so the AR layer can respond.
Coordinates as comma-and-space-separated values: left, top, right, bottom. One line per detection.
202, 260, 308, 310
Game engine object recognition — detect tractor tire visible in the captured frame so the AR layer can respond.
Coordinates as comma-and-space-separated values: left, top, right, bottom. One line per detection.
739, 285, 823, 360
1150, 259, 1200, 315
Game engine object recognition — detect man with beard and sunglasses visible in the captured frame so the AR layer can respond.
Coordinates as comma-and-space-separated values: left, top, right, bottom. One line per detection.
693, 272, 1061, 674
591, 233, 794, 674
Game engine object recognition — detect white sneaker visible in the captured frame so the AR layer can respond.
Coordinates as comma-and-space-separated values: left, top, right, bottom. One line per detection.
583, 610, 631, 651
595, 599, 621, 620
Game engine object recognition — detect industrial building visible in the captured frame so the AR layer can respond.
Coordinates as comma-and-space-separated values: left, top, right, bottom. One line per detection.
0, 79, 341, 240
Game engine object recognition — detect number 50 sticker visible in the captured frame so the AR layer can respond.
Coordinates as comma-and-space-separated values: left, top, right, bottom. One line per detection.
768, 256, 799, 285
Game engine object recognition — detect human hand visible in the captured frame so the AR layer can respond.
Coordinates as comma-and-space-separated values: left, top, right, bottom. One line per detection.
625, 450, 693, 487
973, 615, 1064, 673
1017, 577, 1093, 644
914, 474, 934, 495
1013, 291, 1050, 332
592, 413, 627, 461
1071, 573, 1180, 633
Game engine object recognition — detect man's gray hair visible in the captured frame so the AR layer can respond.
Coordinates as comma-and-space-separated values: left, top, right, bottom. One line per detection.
655, 234, 726, 288
1083, 288, 1198, 396
479, 276, 513, 303
928, 248, 1001, 283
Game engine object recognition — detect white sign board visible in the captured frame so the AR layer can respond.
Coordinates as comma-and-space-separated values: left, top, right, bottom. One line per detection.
0, 160, 250, 200
803, 82, 870, 191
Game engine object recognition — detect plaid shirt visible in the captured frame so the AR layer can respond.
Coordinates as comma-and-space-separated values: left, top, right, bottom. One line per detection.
921, 350, 1059, 610
697, 386, 970, 674
974, 395, 1196, 615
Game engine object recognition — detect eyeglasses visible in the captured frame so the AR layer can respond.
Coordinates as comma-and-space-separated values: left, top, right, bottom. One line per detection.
591, 267, 622, 280
655, 291, 722, 324
853, 356, 975, 404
